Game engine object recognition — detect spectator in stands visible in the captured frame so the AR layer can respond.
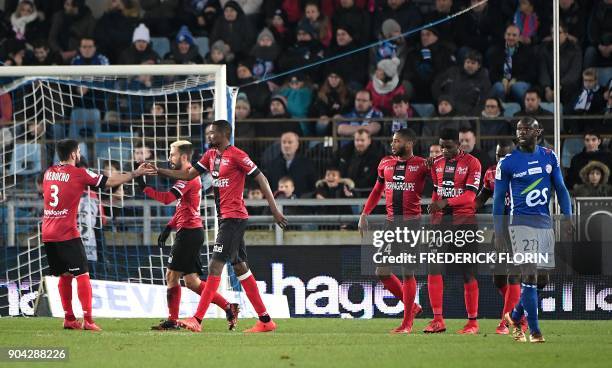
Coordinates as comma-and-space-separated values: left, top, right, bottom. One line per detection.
332, 0, 371, 45
102, 159, 125, 205
206, 40, 237, 85
539, 22, 582, 105
119, 24, 161, 65
514, 87, 553, 132
479, 97, 511, 156
512, 0, 540, 45
132, 141, 153, 165
71, 37, 110, 65
275, 176, 298, 200
10, 0, 46, 43
584, 0, 612, 68
278, 21, 324, 81
337, 129, 386, 195
259, 95, 302, 137
28, 40, 63, 65
403, 27, 455, 102
423, 0, 463, 48
558, 0, 587, 45
422, 95, 470, 147
234, 93, 256, 149
338, 90, 383, 139
94, 0, 139, 64
164, 25, 204, 64
325, 24, 368, 90
278, 74, 314, 132
568, 68, 606, 116
177, 0, 220, 37
369, 19, 409, 77
603, 91, 612, 132
430, 143, 442, 157
141, 0, 179, 37
262, 131, 316, 197
2, 39, 28, 66
236, 58, 271, 116
487, 24, 536, 104
250, 28, 281, 80
298, 1, 332, 48
373, 0, 422, 43
457, 0, 504, 57
246, 183, 264, 215
432, 49, 491, 115
48, 0, 96, 63
566, 131, 612, 189
459, 126, 491, 182
268, 8, 293, 50
315, 166, 354, 216
388, 93, 420, 136
366, 57, 405, 115
310, 70, 352, 136
572, 160, 612, 197
210, 1, 256, 57
220, 0, 263, 23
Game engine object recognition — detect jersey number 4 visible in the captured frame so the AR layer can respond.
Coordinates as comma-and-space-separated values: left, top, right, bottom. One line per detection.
49, 184, 59, 207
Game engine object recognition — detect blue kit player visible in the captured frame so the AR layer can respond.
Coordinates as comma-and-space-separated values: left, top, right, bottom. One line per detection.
493, 117, 572, 343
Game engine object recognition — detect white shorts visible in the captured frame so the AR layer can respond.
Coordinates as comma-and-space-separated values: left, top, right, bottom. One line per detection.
508, 225, 555, 269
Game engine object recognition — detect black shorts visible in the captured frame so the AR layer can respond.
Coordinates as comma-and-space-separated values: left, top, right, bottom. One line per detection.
168, 227, 204, 275
212, 218, 248, 265
44, 238, 89, 276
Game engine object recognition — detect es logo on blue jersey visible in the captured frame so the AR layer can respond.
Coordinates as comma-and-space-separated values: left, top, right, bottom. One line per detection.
522, 177, 548, 207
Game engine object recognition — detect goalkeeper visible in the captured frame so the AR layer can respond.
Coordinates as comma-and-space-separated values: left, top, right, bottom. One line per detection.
138, 140, 239, 330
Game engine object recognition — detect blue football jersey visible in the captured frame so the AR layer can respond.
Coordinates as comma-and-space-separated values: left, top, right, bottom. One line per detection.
494, 146, 562, 228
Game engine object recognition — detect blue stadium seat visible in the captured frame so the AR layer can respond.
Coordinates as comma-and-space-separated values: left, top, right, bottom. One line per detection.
412, 103, 435, 117
94, 132, 133, 162
561, 138, 584, 169
10, 143, 42, 175
194, 37, 209, 58
69, 108, 101, 138
151, 37, 170, 58
502, 102, 521, 117
596, 67, 612, 87
540, 102, 562, 114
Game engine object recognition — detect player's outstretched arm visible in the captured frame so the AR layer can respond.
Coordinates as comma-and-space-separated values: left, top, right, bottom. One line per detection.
254, 172, 288, 229
105, 163, 155, 188
156, 166, 200, 181
136, 176, 180, 205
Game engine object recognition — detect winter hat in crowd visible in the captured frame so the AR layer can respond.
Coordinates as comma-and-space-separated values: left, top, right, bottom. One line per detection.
257, 27, 276, 44
133, 23, 150, 43
297, 21, 317, 39
271, 94, 288, 110
438, 94, 454, 106
236, 92, 251, 109
210, 40, 234, 61
377, 57, 401, 78
176, 25, 194, 46
336, 23, 355, 39
381, 19, 401, 38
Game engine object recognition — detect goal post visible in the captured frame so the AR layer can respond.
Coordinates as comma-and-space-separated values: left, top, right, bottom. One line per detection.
0, 64, 236, 317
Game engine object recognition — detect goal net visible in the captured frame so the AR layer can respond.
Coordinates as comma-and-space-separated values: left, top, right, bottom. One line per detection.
0, 65, 236, 317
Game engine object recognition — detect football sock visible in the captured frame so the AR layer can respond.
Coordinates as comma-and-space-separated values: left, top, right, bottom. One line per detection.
520, 283, 541, 335
239, 271, 269, 322
58, 274, 75, 321
380, 274, 403, 300
503, 284, 521, 320
76, 274, 93, 323
193, 275, 220, 321
402, 277, 417, 325
197, 282, 230, 309
167, 285, 181, 321
428, 275, 444, 319
498, 284, 508, 298
511, 300, 525, 322
464, 279, 479, 319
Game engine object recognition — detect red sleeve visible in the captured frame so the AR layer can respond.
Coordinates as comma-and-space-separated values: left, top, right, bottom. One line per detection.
0, 93, 12, 123
78, 167, 106, 189
143, 186, 179, 205
195, 150, 211, 173
482, 169, 494, 192
465, 157, 482, 192
362, 180, 384, 215
167, 216, 177, 229
235, 150, 260, 176
447, 190, 477, 207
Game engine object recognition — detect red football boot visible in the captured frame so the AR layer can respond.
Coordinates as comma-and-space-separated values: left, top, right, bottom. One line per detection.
244, 319, 277, 333
63, 319, 82, 330
457, 320, 479, 334
178, 317, 202, 332
423, 318, 446, 333
82, 320, 102, 331
495, 320, 509, 335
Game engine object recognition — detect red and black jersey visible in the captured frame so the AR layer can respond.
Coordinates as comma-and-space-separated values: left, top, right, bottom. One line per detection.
481, 164, 510, 213
363, 155, 429, 221
42, 164, 107, 242
144, 166, 203, 230
430, 151, 481, 220
195, 145, 260, 219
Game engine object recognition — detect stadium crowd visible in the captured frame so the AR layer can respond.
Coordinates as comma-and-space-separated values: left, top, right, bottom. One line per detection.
1, 0, 612, 202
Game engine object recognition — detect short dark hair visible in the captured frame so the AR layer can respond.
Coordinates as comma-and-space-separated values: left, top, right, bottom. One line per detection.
56, 139, 79, 161
279, 176, 294, 184
355, 128, 371, 137
464, 49, 482, 64
525, 87, 542, 99
326, 166, 341, 173
212, 119, 232, 138
104, 160, 121, 171
395, 128, 416, 142
459, 126, 475, 135
584, 130, 601, 140
391, 94, 410, 105
439, 128, 459, 142
497, 139, 515, 149
355, 89, 372, 101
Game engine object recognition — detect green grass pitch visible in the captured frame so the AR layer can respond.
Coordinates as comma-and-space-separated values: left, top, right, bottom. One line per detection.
1, 318, 611, 368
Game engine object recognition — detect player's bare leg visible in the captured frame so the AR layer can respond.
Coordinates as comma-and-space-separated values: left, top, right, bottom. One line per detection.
58, 272, 81, 330
152, 270, 182, 330
233, 262, 276, 333
183, 273, 240, 331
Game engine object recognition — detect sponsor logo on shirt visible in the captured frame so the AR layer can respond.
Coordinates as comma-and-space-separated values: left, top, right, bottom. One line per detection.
437, 187, 464, 197
43, 208, 69, 217
392, 175, 405, 181
242, 157, 255, 168
212, 178, 229, 188
545, 164, 552, 174
457, 166, 468, 175
386, 182, 415, 191
528, 167, 543, 175
213, 243, 224, 253
528, 161, 539, 165
513, 171, 528, 178
407, 165, 419, 172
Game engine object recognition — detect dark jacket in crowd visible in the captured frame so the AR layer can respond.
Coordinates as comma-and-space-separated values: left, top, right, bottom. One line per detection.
337, 141, 386, 194
560, 0, 588, 44
487, 42, 536, 84
210, 1, 256, 57
324, 39, 368, 88
573, 160, 612, 197
539, 40, 583, 105
236, 76, 271, 116
566, 148, 612, 189
372, 1, 422, 41
94, 9, 138, 64
588, 0, 612, 67
431, 66, 491, 115
119, 44, 161, 65
403, 40, 455, 102
48, 3, 96, 53
164, 44, 204, 64
262, 154, 317, 197
315, 178, 355, 215
457, 1, 505, 55
332, 3, 371, 45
